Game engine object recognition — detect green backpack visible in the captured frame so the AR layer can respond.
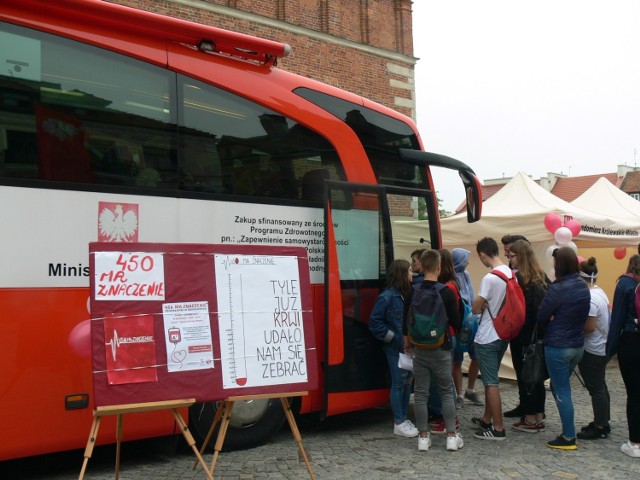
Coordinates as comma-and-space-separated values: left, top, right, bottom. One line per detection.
408, 283, 449, 349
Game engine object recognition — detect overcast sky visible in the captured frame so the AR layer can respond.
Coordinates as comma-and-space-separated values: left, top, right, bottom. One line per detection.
412, 0, 640, 211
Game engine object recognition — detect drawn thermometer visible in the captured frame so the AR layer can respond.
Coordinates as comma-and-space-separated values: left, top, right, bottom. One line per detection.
226, 270, 248, 385
216, 255, 248, 387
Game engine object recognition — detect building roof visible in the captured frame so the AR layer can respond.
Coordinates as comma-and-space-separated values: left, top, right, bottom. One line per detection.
620, 170, 640, 193
454, 182, 506, 214
550, 173, 620, 202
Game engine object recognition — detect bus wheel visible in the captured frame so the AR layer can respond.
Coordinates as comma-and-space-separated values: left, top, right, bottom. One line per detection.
189, 398, 286, 451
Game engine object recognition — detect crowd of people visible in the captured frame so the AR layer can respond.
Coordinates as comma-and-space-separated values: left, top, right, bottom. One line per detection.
368, 236, 640, 457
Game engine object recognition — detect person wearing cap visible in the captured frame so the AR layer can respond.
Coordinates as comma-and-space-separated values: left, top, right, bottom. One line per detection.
451, 248, 483, 408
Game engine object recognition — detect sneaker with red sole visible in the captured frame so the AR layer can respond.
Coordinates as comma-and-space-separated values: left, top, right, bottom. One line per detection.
512, 419, 543, 433
431, 417, 459, 435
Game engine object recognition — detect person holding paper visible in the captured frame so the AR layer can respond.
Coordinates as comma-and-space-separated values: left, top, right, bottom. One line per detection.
369, 259, 418, 438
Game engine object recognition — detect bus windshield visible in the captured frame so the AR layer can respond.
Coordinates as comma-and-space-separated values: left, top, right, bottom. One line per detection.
294, 87, 423, 188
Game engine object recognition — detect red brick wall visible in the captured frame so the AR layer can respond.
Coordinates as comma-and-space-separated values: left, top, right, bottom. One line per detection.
108, 0, 415, 118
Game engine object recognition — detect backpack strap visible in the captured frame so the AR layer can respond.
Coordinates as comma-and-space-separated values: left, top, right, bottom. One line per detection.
490, 269, 511, 282
446, 281, 461, 303
486, 269, 512, 319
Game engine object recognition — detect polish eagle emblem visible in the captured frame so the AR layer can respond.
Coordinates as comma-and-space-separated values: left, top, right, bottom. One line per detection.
98, 204, 138, 242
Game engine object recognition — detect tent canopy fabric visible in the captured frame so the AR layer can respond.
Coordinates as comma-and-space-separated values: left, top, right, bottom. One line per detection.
440, 172, 640, 248
572, 177, 640, 222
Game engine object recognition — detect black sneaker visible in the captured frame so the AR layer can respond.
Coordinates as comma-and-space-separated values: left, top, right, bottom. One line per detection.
504, 405, 524, 418
471, 417, 492, 429
473, 426, 506, 441
580, 422, 611, 434
546, 435, 577, 450
577, 425, 608, 440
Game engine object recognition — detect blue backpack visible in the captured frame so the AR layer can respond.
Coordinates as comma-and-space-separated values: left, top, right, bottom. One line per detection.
408, 283, 449, 349
455, 298, 478, 352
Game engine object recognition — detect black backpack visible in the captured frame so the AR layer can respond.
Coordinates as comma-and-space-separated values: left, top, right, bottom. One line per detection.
408, 283, 449, 349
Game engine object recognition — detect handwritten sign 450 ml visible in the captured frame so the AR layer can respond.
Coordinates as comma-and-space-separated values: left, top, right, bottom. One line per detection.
94, 252, 165, 301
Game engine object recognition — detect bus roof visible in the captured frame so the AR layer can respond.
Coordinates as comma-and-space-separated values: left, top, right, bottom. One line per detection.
0, 0, 290, 66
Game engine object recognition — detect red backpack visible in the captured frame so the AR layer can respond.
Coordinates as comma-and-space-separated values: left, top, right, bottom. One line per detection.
486, 269, 526, 341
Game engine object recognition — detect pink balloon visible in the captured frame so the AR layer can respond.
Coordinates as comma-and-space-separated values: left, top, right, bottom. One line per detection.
565, 219, 582, 237
577, 255, 585, 264
68, 319, 91, 358
544, 212, 563, 233
614, 247, 627, 260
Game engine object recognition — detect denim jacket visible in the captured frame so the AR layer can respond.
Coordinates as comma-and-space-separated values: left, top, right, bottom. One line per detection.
368, 287, 404, 353
537, 272, 590, 348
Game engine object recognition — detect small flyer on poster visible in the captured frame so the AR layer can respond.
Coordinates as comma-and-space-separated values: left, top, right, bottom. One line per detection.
162, 301, 214, 372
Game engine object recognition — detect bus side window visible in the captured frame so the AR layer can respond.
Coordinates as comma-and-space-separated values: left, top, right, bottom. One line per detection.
179, 136, 223, 193
301, 168, 329, 203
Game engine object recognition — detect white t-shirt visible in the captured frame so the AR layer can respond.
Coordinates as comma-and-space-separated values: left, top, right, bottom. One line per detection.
475, 264, 512, 345
584, 286, 611, 356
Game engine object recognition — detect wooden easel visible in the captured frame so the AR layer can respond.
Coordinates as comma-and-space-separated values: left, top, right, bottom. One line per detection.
194, 391, 315, 479
78, 398, 212, 480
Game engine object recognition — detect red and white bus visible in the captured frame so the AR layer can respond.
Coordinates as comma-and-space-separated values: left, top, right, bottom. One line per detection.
0, 0, 481, 461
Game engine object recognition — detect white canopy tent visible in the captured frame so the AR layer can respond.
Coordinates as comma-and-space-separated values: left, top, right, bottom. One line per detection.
440, 172, 640, 250
571, 176, 640, 222
433, 172, 640, 379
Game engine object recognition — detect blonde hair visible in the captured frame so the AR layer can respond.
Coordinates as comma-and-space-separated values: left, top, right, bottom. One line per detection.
509, 239, 546, 287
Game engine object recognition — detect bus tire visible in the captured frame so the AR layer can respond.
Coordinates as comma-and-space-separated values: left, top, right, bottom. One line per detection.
189, 397, 286, 451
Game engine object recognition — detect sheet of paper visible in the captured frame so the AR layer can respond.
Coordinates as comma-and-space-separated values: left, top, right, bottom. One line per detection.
215, 254, 307, 389
162, 301, 214, 372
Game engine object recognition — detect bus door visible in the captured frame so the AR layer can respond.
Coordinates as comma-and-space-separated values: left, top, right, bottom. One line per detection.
323, 181, 438, 417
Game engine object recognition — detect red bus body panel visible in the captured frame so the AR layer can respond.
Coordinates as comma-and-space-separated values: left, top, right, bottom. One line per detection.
0, 0, 429, 460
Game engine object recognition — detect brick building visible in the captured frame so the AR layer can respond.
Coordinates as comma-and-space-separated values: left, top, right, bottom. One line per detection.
110, 0, 416, 118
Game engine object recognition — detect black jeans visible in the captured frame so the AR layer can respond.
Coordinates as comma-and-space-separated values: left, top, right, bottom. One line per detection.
577, 351, 610, 427
619, 332, 640, 443
510, 335, 526, 406
511, 333, 545, 415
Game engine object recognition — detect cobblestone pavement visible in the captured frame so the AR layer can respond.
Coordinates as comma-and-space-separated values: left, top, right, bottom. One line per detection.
4, 359, 639, 479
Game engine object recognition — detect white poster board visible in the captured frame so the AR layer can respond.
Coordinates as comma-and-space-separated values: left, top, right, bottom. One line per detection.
215, 254, 307, 389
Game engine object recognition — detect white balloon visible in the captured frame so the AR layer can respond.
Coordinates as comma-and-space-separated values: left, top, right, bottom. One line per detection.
546, 244, 558, 261
554, 226, 573, 245
566, 240, 578, 253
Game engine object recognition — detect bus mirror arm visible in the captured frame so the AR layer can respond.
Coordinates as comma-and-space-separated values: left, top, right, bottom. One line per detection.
398, 149, 482, 223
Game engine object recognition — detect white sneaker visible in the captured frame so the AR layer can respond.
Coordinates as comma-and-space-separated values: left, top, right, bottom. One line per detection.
394, 420, 418, 437
621, 441, 640, 458
418, 434, 432, 451
446, 432, 464, 451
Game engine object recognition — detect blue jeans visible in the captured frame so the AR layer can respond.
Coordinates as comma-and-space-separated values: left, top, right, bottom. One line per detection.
384, 349, 412, 424
545, 345, 584, 439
